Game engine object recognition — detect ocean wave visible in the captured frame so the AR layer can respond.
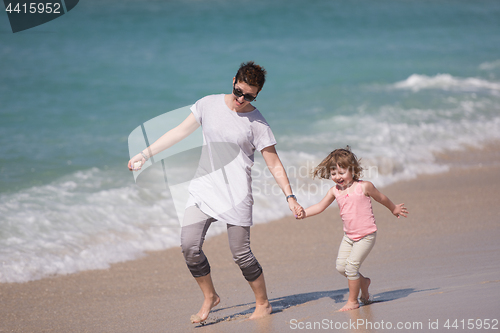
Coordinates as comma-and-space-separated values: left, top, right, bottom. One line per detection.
0, 168, 179, 283
390, 74, 500, 95
479, 60, 500, 71
276, 99, 500, 189
0, 166, 237, 283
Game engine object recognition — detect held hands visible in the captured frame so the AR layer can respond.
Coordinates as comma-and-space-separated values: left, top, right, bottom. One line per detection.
287, 198, 305, 219
393, 203, 409, 218
294, 205, 305, 219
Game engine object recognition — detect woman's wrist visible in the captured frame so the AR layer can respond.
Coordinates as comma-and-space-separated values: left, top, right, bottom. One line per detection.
141, 151, 150, 161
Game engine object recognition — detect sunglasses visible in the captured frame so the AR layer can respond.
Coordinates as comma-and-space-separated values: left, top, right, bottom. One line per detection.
233, 83, 257, 102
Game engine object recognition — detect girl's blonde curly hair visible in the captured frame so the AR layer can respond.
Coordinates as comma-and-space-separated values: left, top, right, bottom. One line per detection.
311, 146, 363, 180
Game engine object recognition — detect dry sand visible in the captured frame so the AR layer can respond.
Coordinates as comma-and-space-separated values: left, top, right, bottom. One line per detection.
1, 144, 499, 332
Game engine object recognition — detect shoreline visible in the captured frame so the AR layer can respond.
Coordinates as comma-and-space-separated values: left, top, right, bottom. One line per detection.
1, 141, 499, 332
2, 140, 498, 285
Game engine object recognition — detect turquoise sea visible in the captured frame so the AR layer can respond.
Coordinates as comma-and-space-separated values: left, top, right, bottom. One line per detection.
1, 0, 500, 282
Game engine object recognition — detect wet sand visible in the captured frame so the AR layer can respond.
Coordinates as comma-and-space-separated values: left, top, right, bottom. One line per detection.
1, 143, 499, 332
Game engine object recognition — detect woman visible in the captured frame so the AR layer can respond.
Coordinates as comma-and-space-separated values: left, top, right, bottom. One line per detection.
128, 61, 302, 323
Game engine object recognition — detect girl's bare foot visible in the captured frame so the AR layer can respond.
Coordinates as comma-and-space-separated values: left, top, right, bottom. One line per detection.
249, 301, 272, 319
360, 276, 371, 304
190, 294, 220, 323
338, 300, 360, 312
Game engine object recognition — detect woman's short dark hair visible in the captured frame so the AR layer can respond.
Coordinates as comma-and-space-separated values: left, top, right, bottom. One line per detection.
235, 61, 267, 92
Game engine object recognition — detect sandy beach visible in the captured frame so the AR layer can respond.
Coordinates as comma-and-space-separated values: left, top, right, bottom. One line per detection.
1, 143, 499, 332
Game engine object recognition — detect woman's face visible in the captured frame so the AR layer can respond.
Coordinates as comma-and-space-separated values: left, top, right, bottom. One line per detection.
231, 78, 259, 111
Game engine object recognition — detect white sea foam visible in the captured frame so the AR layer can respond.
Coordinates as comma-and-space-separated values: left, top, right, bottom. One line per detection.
0, 167, 226, 283
276, 94, 500, 190
391, 74, 500, 95
479, 60, 500, 71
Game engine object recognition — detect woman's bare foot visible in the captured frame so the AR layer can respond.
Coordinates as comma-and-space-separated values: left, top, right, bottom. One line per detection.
247, 273, 272, 320
249, 301, 272, 320
190, 294, 220, 323
338, 300, 360, 312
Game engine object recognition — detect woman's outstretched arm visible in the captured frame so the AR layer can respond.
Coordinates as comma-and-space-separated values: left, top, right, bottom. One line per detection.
128, 113, 200, 170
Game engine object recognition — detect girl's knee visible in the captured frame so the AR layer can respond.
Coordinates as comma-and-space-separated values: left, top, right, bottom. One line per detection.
344, 260, 360, 280
335, 258, 347, 276
336, 261, 347, 277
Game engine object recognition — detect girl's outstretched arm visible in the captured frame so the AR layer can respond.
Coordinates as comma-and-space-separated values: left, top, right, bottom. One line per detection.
363, 181, 408, 218
300, 187, 336, 219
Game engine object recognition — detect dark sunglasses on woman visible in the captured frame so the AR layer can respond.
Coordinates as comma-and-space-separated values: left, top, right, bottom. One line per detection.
233, 83, 257, 102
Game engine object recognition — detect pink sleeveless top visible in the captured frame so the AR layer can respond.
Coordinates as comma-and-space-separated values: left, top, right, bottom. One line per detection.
334, 181, 377, 241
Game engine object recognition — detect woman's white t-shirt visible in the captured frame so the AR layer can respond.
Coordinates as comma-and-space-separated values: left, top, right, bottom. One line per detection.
186, 94, 276, 226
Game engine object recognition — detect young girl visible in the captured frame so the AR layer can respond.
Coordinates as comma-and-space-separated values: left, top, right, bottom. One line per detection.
296, 147, 408, 311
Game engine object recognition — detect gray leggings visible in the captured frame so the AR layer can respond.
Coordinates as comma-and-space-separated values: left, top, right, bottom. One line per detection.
180, 205, 262, 282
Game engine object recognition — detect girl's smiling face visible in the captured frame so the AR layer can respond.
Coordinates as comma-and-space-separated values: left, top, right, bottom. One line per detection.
330, 165, 354, 188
